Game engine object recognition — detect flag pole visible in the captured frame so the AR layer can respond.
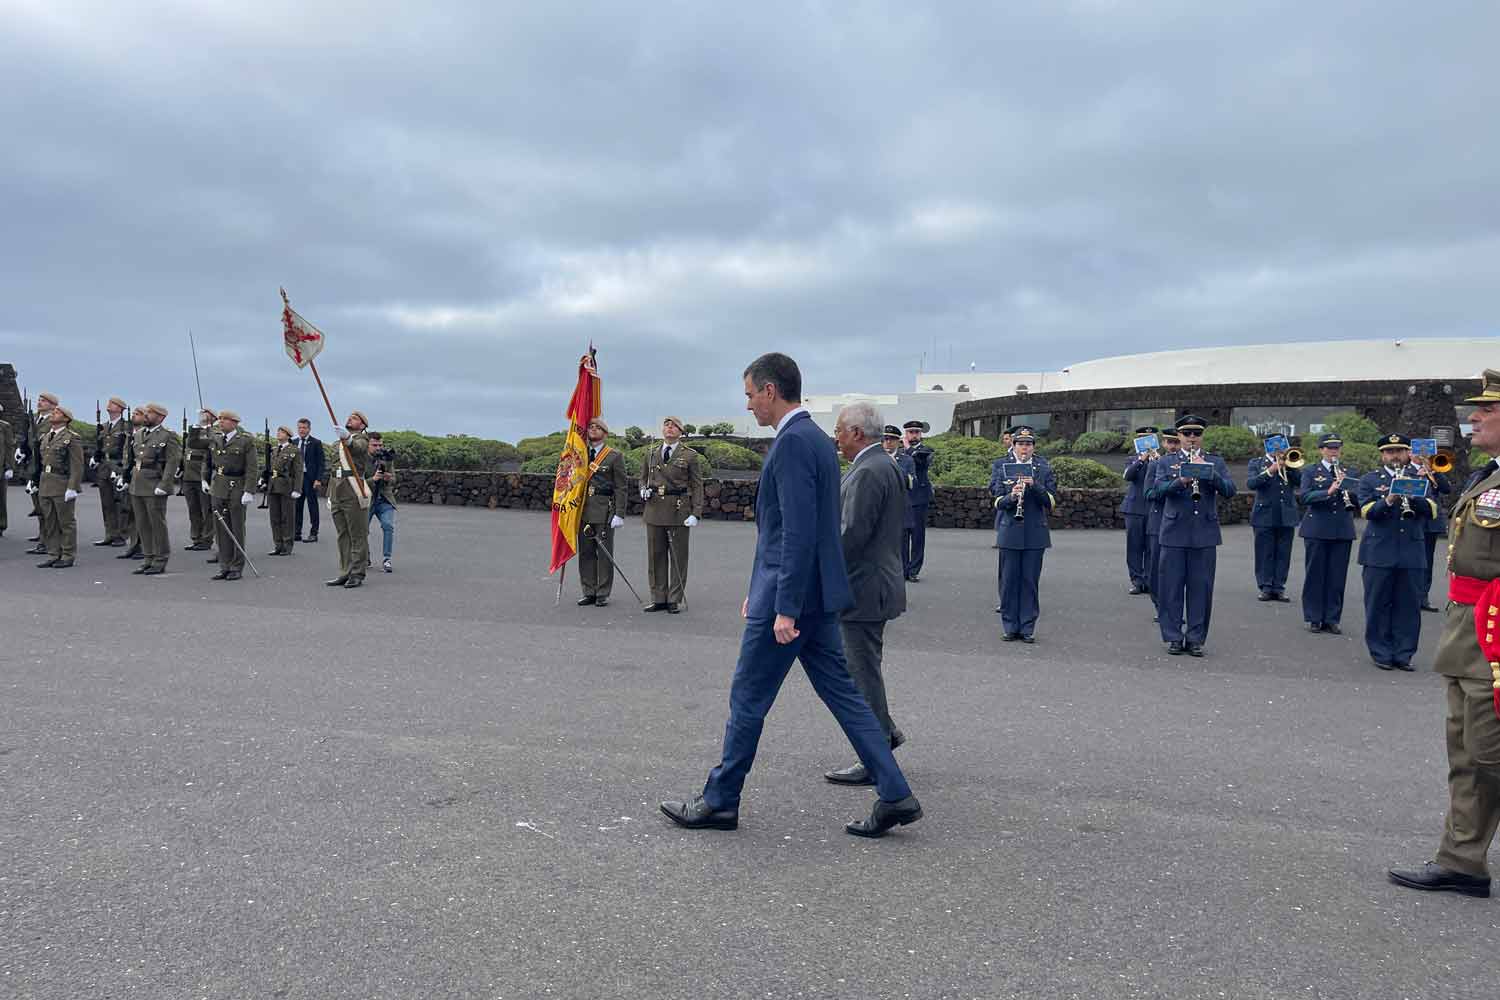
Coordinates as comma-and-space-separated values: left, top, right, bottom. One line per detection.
307, 357, 369, 500
555, 562, 566, 606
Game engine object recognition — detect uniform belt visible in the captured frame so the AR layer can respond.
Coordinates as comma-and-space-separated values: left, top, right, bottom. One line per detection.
1450, 574, 1492, 606
663, 488, 687, 496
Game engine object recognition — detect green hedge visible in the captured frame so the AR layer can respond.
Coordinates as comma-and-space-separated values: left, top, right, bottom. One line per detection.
1337, 442, 1382, 474
1322, 411, 1382, 445
700, 441, 763, 470
1201, 425, 1260, 461
1036, 437, 1072, 457
1049, 456, 1124, 489
1071, 431, 1126, 454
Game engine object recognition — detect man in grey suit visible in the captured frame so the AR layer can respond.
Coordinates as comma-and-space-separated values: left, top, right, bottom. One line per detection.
825, 401, 908, 785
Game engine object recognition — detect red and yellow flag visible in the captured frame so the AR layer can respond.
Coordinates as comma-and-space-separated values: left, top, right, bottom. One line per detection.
549, 349, 601, 573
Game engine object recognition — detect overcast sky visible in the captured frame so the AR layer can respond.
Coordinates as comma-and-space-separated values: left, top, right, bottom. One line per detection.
3, 1, 1497, 440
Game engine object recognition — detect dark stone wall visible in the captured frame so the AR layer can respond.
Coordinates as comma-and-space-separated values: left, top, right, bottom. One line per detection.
0, 364, 20, 440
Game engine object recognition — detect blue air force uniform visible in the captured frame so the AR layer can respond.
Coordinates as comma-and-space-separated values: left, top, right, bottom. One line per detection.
1147, 416, 1236, 653
1144, 433, 1182, 614
1356, 435, 1436, 669
992, 441, 1056, 640
1297, 435, 1358, 632
1421, 470, 1453, 609
1246, 444, 1302, 599
899, 421, 934, 581
1121, 425, 1158, 594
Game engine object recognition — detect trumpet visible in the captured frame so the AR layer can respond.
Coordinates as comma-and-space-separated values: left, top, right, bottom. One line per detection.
1431, 449, 1455, 474
1283, 447, 1305, 469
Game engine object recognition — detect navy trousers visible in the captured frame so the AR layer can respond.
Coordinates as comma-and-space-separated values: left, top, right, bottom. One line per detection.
1253, 525, 1295, 594
1362, 566, 1422, 666
902, 504, 929, 579
1301, 538, 1352, 626
999, 547, 1045, 637
702, 614, 912, 810
1124, 513, 1148, 588
1422, 534, 1440, 605
1157, 546, 1217, 644
1147, 533, 1162, 610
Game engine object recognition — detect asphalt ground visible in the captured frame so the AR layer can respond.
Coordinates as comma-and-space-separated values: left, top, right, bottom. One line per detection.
2, 489, 1495, 1000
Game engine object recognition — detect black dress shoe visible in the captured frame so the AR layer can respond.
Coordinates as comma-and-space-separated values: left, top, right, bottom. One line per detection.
142, 566, 164, 576
594, 599, 609, 607
1185, 643, 1204, 657
325, 577, 348, 587
1128, 584, 1145, 595
889, 729, 905, 751
1306, 622, 1323, 633
846, 795, 923, 838
51, 560, 74, 568
824, 763, 874, 786
643, 603, 669, 613
660, 796, 738, 830
36, 558, 59, 568
577, 596, 597, 606
1020, 635, 1036, 644
1421, 602, 1440, 613
666, 603, 680, 614
344, 577, 363, 589
223, 571, 242, 581
1257, 591, 1275, 602
906, 575, 919, 583
1152, 614, 1160, 623
1393, 661, 1415, 672
92, 538, 115, 546
1167, 641, 1184, 655
994, 606, 1002, 613
109, 539, 126, 547
1371, 656, 1395, 671
307, 534, 318, 543
1388, 862, 1491, 897
193, 542, 213, 551
115, 549, 135, 559
211, 571, 230, 580
1323, 623, 1342, 635
128, 551, 145, 560
27, 545, 48, 555
266, 550, 283, 557
131, 565, 150, 575
1001, 631, 1019, 642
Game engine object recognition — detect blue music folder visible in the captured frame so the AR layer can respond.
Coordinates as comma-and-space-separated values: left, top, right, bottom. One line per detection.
1134, 434, 1160, 454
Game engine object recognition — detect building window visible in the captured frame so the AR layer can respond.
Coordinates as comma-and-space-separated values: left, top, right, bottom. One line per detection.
957, 384, 970, 392
1005, 412, 1052, 436
1231, 405, 1356, 439
971, 419, 981, 437
930, 384, 944, 391
1085, 408, 1175, 436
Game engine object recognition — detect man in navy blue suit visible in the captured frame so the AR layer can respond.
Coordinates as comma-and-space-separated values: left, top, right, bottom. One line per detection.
661, 353, 922, 838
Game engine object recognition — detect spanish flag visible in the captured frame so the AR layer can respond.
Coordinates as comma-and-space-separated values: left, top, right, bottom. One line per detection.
549, 349, 601, 573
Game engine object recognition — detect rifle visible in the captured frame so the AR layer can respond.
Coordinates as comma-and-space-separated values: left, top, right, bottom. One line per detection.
94, 400, 105, 467
117, 403, 134, 494
17, 388, 34, 489
258, 417, 272, 509
176, 410, 188, 495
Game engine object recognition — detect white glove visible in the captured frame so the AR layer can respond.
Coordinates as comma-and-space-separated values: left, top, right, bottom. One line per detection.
201, 481, 211, 493
2, 469, 10, 480
327, 498, 334, 511
240, 491, 253, 505
609, 515, 624, 529
683, 515, 699, 528
174, 469, 182, 479
12, 448, 21, 464
336, 426, 351, 440
88, 456, 98, 469
64, 488, 78, 501
639, 487, 652, 500
291, 491, 301, 499
24, 480, 35, 494
154, 486, 167, 496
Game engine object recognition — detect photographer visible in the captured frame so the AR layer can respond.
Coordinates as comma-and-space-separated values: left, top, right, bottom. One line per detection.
365, 431, 397, 573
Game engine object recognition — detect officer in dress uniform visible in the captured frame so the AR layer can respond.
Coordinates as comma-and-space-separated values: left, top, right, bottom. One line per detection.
24, 391, 59, 551
1388, 370, 1500, 898
641, 416, 703, 613
182, 408, 217, 551
1297, 433, 1358, 634
1416, 454, 1453, 613
206, 409, 260, 582
36, 404, 84, 568
1355, 434, 1434, 670
1122, 426, 1159, 596
1145, 428, 1182, 621
993, 431, 1057, 642
1147, 414, 1236, 656
577, 417, 628, 608
1247, 434, 1302, 602
116, 406, 148, 561
883, 425, 915, 487
128, 403, 182, 575
265, 424, 304, 557
326, 410, 372, 589
899, 420, 934, 582
988, 424, 1029, 612
92, 396, 130, 547
0, 402, 13, 537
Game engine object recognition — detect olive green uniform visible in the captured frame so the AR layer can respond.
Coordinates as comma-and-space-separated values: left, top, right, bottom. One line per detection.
129, 422, 182, 570
97, 416, 130, 543
578, 446, 628, 601
266, 441, 304, 553
1430, 462, 1500, 878
210, 429, 260, 573
118, 424, 142, 552
0, 416, 14, 534
330, 433, 372, 582
38, 424, 85, 563
183, 424, 216, 546
643, 442, 704, 606
28, 410, 49, 527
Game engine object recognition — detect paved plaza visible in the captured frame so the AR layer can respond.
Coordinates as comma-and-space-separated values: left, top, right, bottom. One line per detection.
2, 490, 1496, 999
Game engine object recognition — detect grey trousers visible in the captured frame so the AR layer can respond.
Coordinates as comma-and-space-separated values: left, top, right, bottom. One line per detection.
841, 618, 897, 742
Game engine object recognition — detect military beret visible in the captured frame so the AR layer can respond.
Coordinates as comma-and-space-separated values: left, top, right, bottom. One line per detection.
1175, 414, 1207, 432
882, 424, 902, 438
218, 409, 241, 423
131, 405, 147, 415
588, 416, 610, 434
662, 415, 685, 432
348, 410, 370, 428
37, 391, 59, 405
902, 420, 930, 433
276, 424, 293, 437
54, 404, 74, 422
1317, 433, 1343, 448
146, 402, 168, 417
1464, 369, 1500, 404
1377, 433, 1412, 450
107, 396, 127, 410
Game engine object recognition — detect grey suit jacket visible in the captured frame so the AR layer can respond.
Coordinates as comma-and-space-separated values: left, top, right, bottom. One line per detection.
839, 443, 908, 622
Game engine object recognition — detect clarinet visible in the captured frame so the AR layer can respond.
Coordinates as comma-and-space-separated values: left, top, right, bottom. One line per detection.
1012, 462, 1031, 522
1332, 460, 1357, 511
1394, 463, 1415, 519
1190, 450, 1202, 501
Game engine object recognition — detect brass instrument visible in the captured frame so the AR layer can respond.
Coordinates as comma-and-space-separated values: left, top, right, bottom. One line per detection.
1431, 449, 1455, 474
1283, 447, 1304, 469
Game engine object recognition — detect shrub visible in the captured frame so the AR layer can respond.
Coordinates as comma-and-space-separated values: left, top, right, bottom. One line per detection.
1072, 430, 1126, 454
931, 458, 993, 487
1036, 437, 1072, 457
1322, 411, 1381, 445
702, 421, 736, 437
701, 441, 762, 470
1337, 442, 1382, 474
432, 437, 482, 470
1200, 425, 1260, 461
681, 423, 697, 436
516, 432, 568, 460
521, 454, 559, 475
624, 426, 647, 447
1050, 456, 1124, 489
472, 437, 520, 468
623, 445, 710, 479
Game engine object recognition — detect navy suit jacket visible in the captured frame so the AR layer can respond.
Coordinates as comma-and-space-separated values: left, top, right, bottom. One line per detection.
1298, 461, 1358, 541
297, 435, 326, 488
1246, 457, 1301, 528
902, 444, 934, 507
1148, 452, 1235, 548
1122, 454, 1151, 515
990, 456, 1056, 550
1356, 467, 1433, 569
745, 411, 853, 621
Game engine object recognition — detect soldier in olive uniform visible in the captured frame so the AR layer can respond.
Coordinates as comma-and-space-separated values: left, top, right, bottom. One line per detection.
326, 410, 372, 589
24, 391, 58, 551
91, 396, 131, 547
36, 404, 84, 568
577, 417, 629, 607
115, 406, 149, 560
641, 416, 704, 613
1389, 370, 1500, 898
0, 402, 13, 536
182, 408, 217, 550
129, 403, 183, 575
205, 409, 259, 581
265, 424, 304, 556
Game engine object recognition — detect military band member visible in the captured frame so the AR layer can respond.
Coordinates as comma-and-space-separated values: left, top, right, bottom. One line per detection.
1148, 414, 1236, 656
326, 410, 372, 589
900, 420, 934, 582
182, 409, 217, 550
1297, 433, 1358, 635
206, 409, 259, 581
265, 424, 304, 556
91, 397, 130, 547
883, 425, 914, 484
1121, 425, 1158, 595
991, 426, 1021, 551
642, 416, 703, 613
24, 391, 58, 550
0, 402, 13, 537
1355, 434, 1434, 670
116, 406, 148, 560
1389, 370, 1500, 898
1145, 428, 1182, 621
1415, 454, 1453, 613
993, 431, 1057, 642
36, 403, 84, 568
129, 403, 182, 575
577, 417, 628, 607
1247, 434, 1302, 602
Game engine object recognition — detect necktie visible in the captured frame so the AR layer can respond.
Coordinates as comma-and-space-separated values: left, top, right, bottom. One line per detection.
663, 446, 672, 464
589, 448, 597, 463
